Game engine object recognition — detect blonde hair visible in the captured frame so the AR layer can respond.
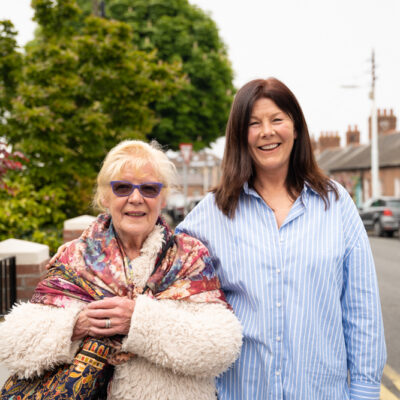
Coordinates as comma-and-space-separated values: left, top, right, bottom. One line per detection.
93, 140, 178, 211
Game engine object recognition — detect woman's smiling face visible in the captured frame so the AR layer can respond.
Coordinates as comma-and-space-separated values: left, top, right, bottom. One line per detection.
247, 97, 296, 179
102, 164, 166, 250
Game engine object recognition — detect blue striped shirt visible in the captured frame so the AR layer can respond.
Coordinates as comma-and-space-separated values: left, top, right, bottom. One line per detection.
176, 181, 386, 400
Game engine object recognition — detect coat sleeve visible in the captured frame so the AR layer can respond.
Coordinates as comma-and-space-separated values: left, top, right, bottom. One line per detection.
121, 294, 242, 378
0, 301, 83, 379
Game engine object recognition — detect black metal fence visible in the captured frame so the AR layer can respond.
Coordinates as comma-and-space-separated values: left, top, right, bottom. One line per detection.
0, 256, 17, 317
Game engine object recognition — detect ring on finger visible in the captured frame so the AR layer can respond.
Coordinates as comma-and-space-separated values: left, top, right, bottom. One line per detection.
105, 318, 111, 329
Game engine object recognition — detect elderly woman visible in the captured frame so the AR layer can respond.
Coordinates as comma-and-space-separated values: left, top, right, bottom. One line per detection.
0, 140, 242, 400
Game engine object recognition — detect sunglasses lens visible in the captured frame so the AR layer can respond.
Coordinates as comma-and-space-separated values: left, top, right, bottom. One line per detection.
140, 184, 161, 198
112, 182, 133, 196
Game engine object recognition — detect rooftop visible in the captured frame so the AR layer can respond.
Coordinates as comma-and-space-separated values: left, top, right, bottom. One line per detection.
317, 132, 400, 173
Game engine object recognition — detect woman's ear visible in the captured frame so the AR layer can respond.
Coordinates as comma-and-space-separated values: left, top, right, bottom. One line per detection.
101, 194, 110, 209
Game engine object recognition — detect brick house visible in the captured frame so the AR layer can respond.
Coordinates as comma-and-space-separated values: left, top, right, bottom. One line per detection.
169, 150, 221, 198
316, 110, 400, 206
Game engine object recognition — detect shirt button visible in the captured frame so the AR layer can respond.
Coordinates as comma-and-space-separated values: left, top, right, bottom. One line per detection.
277, 302, 282, 308
277, 269, 281, 274
276, 370, 281, 376
276, 336, 281, 342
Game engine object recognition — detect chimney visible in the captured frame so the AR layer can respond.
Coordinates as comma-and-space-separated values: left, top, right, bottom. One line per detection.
369, 108, 397, 140
346, 124, 360, 146
318, 131, 341, 153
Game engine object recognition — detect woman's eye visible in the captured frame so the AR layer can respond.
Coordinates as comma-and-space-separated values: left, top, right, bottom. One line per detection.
273, 118, 282, 122
249, 121, 259, 126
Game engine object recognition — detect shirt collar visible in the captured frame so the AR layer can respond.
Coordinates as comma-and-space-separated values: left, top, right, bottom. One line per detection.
243, 181, 262, 199
300, 183, 320, 208
243, 181, 319, 207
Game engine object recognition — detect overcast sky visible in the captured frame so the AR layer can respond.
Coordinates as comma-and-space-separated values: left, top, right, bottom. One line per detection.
1, 0, 399, 156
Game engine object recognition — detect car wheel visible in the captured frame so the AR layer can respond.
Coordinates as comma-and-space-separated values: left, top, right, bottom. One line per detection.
373, 221, 383, 237
386, 231, 394, 238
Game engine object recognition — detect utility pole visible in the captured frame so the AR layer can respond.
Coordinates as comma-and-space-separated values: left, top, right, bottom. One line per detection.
179, 143, 193, 217
100, 1, 106, 18
92, 0, 99, 16
369, 50, 380, 198
92, 0, 106, 18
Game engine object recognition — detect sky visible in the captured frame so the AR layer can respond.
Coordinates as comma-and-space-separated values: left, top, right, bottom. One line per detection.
1, 0, 399, 157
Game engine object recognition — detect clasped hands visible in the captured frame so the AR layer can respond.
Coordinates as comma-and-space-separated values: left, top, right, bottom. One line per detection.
72, 296, 135, 341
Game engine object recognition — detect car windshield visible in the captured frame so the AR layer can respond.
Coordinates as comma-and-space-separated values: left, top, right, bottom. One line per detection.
386, 200, 400, 209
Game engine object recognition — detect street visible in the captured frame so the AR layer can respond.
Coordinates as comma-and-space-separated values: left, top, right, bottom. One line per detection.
371, 236, 400, 399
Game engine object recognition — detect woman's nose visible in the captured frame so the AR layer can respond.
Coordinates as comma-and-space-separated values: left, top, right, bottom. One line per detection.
261, 121, 274, 136
128, 188, 144, 203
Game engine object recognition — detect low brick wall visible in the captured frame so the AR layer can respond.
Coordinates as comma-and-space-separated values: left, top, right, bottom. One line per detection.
16, 260, 48, 300
0, 238, 49, 302
63, 229, 86, 243
1, 216, 96, 304
63, 215, 96, 243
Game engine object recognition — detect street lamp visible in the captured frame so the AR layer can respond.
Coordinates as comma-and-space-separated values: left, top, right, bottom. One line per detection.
179, 143, 193, 217
340, 49, 380, 199
369, 50, 380, 198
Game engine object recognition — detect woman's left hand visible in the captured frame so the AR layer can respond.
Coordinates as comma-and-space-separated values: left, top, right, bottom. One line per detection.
86, 296, 136, 337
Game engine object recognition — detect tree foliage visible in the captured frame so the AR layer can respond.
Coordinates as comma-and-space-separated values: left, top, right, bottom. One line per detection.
76, 0, 235, 149
0, 174, 67, 252
0, 0, 184, 249
0, 141, 26, 192
1, 0, 183, 218
0, 141, 64, 252
0, 0, 234, 250
0, 21, 22, 120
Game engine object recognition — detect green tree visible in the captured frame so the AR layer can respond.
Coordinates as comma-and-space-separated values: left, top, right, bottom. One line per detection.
0, 141, 66, 252
76, 0, 235, 150
1, 0, 184, 220
0, 20, 22, 121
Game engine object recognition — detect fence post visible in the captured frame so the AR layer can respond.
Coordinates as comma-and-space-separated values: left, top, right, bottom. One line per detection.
0, 239, 49, 302
0, 257, 16, 316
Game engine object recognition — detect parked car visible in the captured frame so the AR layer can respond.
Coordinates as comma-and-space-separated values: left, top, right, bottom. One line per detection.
358, 197, 400, 237
165, 193, 205, 223
187, 196, 204, 213
165, 192, 186, 223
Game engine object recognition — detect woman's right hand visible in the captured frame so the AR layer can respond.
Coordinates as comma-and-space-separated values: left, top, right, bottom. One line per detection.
71, 297, 136, 341
45, 241, 71, 269
71, 308, 91, 341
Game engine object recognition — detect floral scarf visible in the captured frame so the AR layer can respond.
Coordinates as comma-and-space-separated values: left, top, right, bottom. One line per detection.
31, 213, 227, 311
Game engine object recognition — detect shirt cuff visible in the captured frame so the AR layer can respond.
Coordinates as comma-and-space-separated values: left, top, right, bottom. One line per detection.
350, 381, 382, 400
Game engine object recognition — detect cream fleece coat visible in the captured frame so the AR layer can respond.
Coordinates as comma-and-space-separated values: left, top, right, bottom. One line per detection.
0, 227, 242, 400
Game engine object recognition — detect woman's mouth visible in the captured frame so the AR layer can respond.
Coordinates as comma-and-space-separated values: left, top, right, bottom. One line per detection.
259, 143, 280, 151
125, 211, 146, 217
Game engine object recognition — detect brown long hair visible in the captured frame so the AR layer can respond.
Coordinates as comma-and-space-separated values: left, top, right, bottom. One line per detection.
213, 77, 338, 218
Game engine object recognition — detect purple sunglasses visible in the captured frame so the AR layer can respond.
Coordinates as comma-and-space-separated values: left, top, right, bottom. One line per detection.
110, 181, 163, 198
